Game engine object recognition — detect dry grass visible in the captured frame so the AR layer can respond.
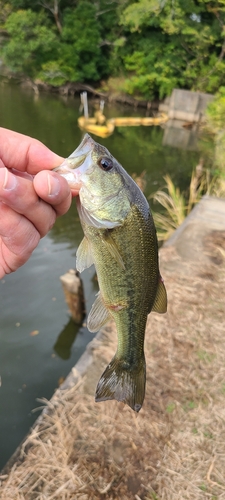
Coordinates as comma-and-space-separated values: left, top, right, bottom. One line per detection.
1, 241, 225, 500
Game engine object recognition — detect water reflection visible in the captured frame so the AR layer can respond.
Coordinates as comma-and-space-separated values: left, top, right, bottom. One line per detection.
54, 318, 80, 360
102, 125, 200, 194
163, 119, 199, 151
49, 201, 82, 247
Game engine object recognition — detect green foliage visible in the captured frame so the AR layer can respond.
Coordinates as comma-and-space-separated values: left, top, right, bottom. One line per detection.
38, 61, 69, 87
206, 87, 225, 133
119, 0, 225, 98
152, 163, 225, 241
204, 87, 225, 170
36, 3, 102, 86
59, 0, 121, 82
60, 3, 102, 82
0, 1, 13, 26
151, 167, 213, 241
2, 0, 225, 96
122, 34, 183, 99
151, 175, 187, 241
2, 9, 58, 76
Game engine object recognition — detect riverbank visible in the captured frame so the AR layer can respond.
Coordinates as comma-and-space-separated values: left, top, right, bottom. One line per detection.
0, 70, 160, 109
1, 195, 225, 499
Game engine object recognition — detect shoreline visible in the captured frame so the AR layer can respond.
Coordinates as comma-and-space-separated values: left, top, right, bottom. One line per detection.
0, 71, 160, 109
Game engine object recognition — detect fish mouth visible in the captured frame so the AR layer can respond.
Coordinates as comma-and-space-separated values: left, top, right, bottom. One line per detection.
53, 134, 95, 188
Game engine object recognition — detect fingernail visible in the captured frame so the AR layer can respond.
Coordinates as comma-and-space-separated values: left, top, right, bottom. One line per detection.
2, 168, 18, 191
47, 173, 60, 196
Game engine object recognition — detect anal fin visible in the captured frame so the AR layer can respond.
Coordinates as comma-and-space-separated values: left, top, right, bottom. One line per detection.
151, 275, 167, 314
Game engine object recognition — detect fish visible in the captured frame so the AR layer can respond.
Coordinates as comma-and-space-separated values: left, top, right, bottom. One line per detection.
54, 133, 167, 412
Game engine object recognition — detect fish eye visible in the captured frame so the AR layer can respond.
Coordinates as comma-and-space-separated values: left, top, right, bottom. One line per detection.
98, 156, 113, 171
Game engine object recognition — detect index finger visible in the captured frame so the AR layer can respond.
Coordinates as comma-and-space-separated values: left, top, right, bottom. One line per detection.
0, 127, 64, 174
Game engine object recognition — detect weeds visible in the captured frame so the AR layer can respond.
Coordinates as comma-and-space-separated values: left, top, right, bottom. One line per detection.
151, 162, 225, 241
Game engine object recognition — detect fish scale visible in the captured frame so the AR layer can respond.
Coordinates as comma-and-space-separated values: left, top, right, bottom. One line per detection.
54, 133, 167, 412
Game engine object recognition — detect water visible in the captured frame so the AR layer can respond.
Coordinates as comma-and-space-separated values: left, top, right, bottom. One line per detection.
0, 78, 199, 469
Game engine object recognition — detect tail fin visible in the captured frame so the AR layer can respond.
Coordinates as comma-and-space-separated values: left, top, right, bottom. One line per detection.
95, 356, 146, 412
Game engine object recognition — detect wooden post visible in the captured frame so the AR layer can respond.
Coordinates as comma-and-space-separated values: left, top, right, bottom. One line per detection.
60, 269, 85, 324
80, 91, 89, 119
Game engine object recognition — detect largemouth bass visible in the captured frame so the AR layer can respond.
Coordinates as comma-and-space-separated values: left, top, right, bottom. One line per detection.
55, 134, 167, 412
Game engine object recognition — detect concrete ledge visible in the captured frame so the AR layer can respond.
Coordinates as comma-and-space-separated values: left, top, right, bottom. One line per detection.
165, 195, 225, 264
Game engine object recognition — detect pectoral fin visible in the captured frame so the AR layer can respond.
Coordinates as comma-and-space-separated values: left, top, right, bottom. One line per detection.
87, 292, 111, 332
102, 232, 125, 270
151, 276, 167, 314
76, 237, 94, 273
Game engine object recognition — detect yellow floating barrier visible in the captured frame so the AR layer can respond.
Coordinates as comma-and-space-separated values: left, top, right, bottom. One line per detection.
78, 116, 115, 138
112, 113, 168, 127
78, 113, 168, 139
112, 117, 142, 126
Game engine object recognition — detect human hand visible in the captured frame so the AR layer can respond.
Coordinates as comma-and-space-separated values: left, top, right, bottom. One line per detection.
0, 128, 79, 279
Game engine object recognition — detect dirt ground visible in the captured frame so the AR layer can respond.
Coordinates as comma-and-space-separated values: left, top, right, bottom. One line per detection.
1, 227, 225, 499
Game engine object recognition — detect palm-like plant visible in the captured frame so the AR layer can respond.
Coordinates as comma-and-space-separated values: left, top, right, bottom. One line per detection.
151, 164, 210, 241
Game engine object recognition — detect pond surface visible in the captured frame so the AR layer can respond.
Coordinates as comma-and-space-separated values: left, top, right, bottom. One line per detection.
0, 78, 199, 469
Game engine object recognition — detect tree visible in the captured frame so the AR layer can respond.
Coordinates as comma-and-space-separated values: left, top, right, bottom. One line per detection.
2, 0, 225, 98
3, 9, 58, 76
39, 0, 62, 34
118, 0, 225, 98
54, 1, 110, 82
